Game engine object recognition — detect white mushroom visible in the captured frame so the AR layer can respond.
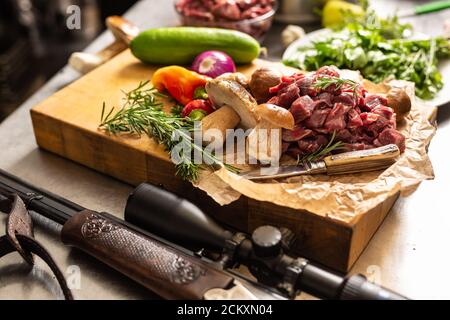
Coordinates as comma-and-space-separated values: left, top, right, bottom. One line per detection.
247, 104, 295, 164
206, 78, 258, 130
201, 106, 240, 147
216, 72, 250, 90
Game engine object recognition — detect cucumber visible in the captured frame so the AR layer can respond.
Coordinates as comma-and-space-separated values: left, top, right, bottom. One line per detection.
130, 27, 260, 65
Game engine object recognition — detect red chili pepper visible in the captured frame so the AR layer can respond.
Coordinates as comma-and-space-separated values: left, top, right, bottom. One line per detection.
182, 99, 215, 118
152, 66, 210, 105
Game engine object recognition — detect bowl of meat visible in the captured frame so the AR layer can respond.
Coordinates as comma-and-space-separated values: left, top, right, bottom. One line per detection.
175, 0, 278, 42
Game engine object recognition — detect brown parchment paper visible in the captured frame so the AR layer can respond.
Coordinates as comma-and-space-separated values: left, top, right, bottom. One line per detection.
193, 78, 436, 224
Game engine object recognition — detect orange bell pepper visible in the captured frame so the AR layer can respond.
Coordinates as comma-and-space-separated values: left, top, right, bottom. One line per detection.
152, 66, 210, 105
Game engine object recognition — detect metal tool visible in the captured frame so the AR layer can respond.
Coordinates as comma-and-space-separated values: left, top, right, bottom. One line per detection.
239, 144, 400, 181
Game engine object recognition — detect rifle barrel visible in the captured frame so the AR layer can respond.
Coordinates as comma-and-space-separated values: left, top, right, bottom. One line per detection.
0, 168, 81, 224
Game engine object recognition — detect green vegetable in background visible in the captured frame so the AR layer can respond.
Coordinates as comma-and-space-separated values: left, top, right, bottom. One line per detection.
284, 2, 450, 100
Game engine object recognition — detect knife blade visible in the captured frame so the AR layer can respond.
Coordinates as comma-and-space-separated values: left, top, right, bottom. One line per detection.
239, 144, 400, 181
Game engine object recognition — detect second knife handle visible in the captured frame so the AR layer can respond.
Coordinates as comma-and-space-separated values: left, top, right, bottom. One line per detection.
323, 144, 400, 175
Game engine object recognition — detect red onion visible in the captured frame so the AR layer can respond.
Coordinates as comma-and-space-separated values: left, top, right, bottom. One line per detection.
191, 51, 236, 78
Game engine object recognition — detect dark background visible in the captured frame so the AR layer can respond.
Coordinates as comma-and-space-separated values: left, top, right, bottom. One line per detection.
0, 0, 138, 121
1, 0, 447, 123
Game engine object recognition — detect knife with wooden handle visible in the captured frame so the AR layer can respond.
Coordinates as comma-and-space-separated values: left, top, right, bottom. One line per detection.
239, 144, 400, 180
69, 16, 139, 74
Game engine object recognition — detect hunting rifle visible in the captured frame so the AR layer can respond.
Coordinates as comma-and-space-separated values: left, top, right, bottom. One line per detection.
0, 169, 406, 300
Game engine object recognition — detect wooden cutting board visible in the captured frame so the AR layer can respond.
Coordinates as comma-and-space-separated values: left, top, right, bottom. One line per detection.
31, 49, 400, 272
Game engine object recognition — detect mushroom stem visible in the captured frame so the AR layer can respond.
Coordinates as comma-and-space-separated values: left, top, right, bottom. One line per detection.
201, 106, 240, 147
247, 103, 294, 165
247, 119, 282, 165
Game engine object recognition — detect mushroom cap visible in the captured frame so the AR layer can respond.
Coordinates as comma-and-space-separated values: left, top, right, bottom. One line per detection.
387, 88, 411, 117
216, 72, 249, 89
255, 104, 295, 130
206, 78, 257, 129
249, 67, 282, 103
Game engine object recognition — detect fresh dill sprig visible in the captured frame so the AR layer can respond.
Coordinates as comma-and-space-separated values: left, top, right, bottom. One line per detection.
298, 131, 346, 163
99, 81, 238, 181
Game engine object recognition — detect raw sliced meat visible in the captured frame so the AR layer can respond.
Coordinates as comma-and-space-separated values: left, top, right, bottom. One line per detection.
282, 126, 313, 142
298, 135, 329, 154
317, 92, 333, 106
335, 129, 353, 142
177, 0, 275, 21
290, 96, 315, 123
323, 103, 347, 132
333, 92, 356, 107
360, 112, 380, 126
296, 75, 316, 96
285, 146, 302, 158
377, 128, 406, 152
372, 105, 394, 120
277, 84, 300, 108
345, 143, 374, 151
347, 109, 363, 129
304, 109, 330, 129
316, 66, 340, 78
364, 94, 388, 111
263, 67, 407, 159
267, 95, 279, 105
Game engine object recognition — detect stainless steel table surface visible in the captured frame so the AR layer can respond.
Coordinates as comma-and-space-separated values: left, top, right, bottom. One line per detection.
0, 0, 449, 300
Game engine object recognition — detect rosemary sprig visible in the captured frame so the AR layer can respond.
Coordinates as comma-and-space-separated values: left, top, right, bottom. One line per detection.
313, 76, 361, 99
99, 81, 238, 181
298, 131, 346, 163
170, 104, 184, 117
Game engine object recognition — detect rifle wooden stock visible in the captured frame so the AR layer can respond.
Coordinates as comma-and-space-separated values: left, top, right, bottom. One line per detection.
61, 210, 234, 299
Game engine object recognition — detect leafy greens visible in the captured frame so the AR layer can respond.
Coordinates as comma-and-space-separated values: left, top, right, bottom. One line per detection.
283, 5, 450, 100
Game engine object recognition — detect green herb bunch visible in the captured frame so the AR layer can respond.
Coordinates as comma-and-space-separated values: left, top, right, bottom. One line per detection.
284, 1, 450, 100
99, 81, 237, 181
339, 2, 412, 39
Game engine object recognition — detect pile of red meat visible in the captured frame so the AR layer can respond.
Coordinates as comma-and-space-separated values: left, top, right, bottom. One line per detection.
266, 66, 406, 158
176, 0, 275, 21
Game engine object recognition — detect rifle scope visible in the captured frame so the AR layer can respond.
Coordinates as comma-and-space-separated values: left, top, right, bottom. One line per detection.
124, 183, 407, 300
